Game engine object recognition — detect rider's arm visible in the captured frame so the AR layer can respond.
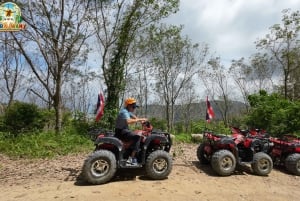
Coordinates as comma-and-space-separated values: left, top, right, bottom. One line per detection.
127, 117, 147, 124
127, 113, 147, 124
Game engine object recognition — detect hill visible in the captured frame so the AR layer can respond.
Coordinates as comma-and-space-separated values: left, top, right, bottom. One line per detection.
137, 100, 247, 122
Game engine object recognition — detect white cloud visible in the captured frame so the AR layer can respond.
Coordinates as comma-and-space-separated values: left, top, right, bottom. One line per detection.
166, 0, 300, 65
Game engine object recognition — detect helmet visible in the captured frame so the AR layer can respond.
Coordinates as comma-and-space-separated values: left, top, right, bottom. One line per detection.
125, 97, 137, 107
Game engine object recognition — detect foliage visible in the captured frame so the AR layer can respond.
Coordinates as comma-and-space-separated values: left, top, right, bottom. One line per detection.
173, 122, 184, 134
0, 127, 92, 159
173, 120, 231, 143
2, 102, 52, 135
71, 111, 92, 135
148, 117, 167, 131
191, 120, 231, 135
256, 9, 300, 99
141, 24, 208, 132
94, 0, 179, 127
246, 90, 300, 136
173, 133, 192, 143
13, 0, 92, 133
93, 108, 119, 131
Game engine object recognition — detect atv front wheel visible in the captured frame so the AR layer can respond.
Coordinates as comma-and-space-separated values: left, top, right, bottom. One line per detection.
82, 150, 117, 185
197, 143, 210, 164
285, 153, 300, 176
211, 150, 236, 176
145, 150, 172, 180
251, 152, 273, 176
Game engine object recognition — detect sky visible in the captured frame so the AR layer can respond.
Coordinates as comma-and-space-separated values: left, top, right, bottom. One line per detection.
166, 0, 300, 66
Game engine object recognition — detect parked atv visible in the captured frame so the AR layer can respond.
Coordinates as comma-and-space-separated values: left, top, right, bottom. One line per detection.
269, 134, 300, 175
197, 130, 273, 176
82, 121, 173, 184
232, 127, 300, 175
230, 126, 270, 138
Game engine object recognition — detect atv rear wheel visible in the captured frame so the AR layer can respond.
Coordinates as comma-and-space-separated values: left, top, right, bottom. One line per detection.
251, 152, 273, 176
145, 150, 172, 180
82, 150, 117, 185
211, 150, 236, 176
197, 143, 210, 164
285, 153, 300, 176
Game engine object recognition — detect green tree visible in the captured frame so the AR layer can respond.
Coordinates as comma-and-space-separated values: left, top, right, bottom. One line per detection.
142, 24, 208, 132
0, 33, 27, 107
256, 9, 300, 99
12, 0, 93, 133
92, 0, 179, 126
202, 57, 232, 126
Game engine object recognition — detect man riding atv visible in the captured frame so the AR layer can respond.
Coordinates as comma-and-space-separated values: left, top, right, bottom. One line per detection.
82, 97, 173, 185
115, 97, 147, 166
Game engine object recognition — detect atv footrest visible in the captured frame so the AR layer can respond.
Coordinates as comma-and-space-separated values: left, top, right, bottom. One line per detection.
119, 160, 143, 168
239, 161, 248, 166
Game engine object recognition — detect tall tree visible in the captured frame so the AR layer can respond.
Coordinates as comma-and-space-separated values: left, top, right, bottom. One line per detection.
92, 0, 179, 126
256, 9, 300, 99
230, 54, 276, 111
177, 80, 198, 133
0, 33, 26, 107
202, 57, 232, 125
12, 0, 92, 132
125, 61, 153, 117
250, 53, 276, 91
230, 57, 252, 111
63, 67, 97, 119
145, 24, 208, 132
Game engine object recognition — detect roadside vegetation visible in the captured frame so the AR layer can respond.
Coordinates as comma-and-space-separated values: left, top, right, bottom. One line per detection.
1, 91, 299, 159
0, 2, 300, 159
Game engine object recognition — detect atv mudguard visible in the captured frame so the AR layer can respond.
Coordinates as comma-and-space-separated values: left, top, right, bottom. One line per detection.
219, 137, 235, 145
94, 136, 123, 152
143, 134, 170, 149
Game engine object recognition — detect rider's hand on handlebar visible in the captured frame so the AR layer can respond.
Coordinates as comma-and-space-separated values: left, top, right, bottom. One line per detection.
139, 118, 148, 123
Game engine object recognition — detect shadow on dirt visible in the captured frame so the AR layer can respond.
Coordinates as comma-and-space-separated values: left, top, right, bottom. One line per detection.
273, 165, 295, 175
61, 167, 82, 182
73, 168, 158, 186
190, 160, 267, 177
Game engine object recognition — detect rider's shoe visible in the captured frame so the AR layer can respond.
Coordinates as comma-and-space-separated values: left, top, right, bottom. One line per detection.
126, 157, 138, 166
131, 158, 138, 165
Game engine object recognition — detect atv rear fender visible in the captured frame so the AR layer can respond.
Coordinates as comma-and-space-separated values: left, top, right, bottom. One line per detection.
94, 136, 123, 152
143, 134, 171, 152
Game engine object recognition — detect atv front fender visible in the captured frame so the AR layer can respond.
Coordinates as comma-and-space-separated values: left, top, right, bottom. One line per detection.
143, 134, 170, 150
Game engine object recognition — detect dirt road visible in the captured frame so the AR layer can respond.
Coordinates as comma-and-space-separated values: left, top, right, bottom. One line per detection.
0, 143, 299, 201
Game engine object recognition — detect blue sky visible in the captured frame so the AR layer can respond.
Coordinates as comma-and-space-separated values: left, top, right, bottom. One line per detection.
166, 0, 300, 66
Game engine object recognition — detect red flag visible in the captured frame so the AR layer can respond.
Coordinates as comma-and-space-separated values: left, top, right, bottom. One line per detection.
95, 92, 105, 122
206, 96, 215, 123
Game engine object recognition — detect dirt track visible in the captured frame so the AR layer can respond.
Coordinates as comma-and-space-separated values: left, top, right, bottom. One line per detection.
0, 143, 299, 201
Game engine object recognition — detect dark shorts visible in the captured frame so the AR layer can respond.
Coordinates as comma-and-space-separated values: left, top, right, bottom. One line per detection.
115, 128, 140, 152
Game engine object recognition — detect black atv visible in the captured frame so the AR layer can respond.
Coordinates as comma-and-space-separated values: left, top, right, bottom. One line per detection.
82, 122, 173, 184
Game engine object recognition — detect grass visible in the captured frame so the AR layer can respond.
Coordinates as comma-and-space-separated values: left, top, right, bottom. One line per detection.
0, 128, 198, 159
0, 129, 93, 159
173, 133, 193, 143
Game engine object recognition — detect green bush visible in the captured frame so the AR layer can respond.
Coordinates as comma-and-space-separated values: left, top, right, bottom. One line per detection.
71, 111, 91, 137
174, 122, 184, 134
2, 102, 50, 135
148, 117, 167, 131
191, 120, 231, 135
246, 91, 300, 137
93, 108, 118, 130
174, 133, 192, 143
